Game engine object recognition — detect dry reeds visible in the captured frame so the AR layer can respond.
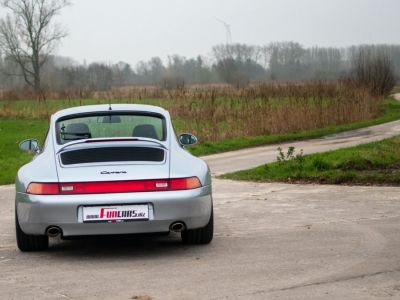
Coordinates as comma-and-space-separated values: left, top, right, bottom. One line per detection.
0, 81, 382, 142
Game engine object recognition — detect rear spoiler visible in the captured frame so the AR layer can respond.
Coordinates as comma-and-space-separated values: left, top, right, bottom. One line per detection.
57, 137, 167, 154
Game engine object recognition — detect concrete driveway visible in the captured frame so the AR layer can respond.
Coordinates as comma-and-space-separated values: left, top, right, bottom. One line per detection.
1, 120, 400, 299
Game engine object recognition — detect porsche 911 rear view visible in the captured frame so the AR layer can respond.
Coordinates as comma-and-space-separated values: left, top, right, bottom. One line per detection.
15, 104, 213, 251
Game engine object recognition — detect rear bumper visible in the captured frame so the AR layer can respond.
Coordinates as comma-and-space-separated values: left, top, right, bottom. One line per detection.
16, 185, 212, 236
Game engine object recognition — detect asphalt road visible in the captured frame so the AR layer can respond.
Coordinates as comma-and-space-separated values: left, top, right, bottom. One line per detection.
1, 116, 400, 299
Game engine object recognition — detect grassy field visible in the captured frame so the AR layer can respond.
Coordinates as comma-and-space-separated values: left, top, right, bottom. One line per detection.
1, 98, 399, 185
190, 98, 400, 155
0, 82, 385, 141
221, 136, 400, 186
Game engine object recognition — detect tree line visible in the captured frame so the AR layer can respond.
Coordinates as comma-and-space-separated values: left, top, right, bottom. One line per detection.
1, 42, 399, 92
0, 1, 399, 93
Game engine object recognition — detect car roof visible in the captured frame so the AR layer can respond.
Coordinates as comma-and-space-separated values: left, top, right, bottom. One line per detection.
51, 104, 168, 120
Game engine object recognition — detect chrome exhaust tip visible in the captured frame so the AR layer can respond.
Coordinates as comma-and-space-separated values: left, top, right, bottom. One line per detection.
46, 226, 62, 237
170, 222, 186, 233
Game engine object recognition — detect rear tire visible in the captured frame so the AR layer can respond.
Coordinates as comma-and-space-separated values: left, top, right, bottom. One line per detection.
15, 212, 48, 252
181, 209, 213, 244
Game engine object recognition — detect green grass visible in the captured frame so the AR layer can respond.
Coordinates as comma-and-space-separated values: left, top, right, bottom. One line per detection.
221, 136, 400, 186
1, 98, 400, 185
0, 119, 49, 184
190, 98, 400, 156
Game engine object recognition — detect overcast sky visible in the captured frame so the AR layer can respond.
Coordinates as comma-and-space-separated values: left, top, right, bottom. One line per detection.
53, 0, 400, 65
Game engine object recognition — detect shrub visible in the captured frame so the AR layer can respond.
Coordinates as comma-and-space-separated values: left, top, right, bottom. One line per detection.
351, 48, 396, 96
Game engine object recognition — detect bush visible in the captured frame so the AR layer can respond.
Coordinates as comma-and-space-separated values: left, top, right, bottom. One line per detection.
351, 48, 396, 96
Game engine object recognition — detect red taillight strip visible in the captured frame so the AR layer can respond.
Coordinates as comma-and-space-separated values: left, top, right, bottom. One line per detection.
26, 177, 202, 195
59, 179, 170, 194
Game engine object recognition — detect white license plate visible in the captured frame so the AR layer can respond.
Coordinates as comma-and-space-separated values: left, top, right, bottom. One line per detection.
83, 204, 149, 222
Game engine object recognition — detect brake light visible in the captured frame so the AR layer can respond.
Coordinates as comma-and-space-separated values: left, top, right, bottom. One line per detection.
26, 183, 59, 195
26, 177, 202, 195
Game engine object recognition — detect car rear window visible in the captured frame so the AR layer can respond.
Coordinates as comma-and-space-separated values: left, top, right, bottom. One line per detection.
56, 113, 166, 144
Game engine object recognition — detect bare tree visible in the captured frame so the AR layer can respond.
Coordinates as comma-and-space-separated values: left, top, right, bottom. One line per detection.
351, 47, 395, 96
0, 0, 69, 92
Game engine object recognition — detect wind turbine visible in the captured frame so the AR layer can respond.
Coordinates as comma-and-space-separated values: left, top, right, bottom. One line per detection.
215, 18, 232, 45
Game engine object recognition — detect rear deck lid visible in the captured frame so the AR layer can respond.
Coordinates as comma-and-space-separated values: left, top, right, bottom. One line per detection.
55, 142, 169, 182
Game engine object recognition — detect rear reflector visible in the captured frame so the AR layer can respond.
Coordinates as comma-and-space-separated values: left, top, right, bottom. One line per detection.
26, 177, 202, 195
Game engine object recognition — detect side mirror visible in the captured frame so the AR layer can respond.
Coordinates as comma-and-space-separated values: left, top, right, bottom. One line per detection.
179, 133, 198, 146
19, 139, 40, 153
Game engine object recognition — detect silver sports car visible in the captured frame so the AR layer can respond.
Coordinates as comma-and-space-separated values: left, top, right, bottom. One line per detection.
15, 104, 213, 251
